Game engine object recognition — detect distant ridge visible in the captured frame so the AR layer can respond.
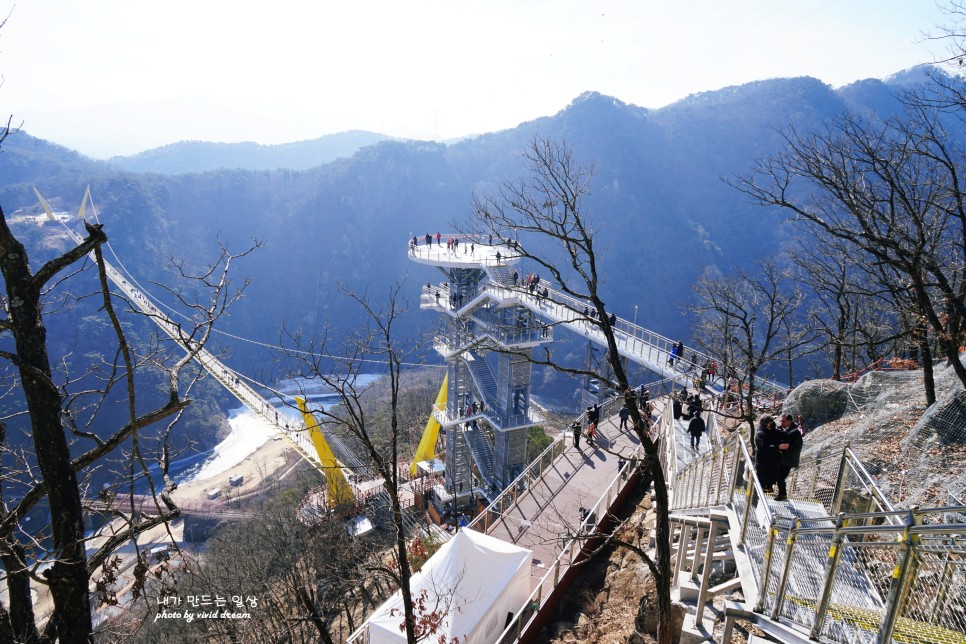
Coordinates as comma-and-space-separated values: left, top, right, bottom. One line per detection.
107, 130, 392, 174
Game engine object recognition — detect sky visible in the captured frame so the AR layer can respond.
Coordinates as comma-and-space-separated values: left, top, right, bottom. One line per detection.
0, 1, 958, 158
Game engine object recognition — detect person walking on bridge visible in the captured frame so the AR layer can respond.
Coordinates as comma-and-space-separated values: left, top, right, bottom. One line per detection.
669, 340, 684, 366
619, 403, 630, 430
688, 412, 705, 450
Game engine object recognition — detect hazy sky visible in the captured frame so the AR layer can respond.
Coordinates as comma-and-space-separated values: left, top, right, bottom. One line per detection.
0, 1, 956, 158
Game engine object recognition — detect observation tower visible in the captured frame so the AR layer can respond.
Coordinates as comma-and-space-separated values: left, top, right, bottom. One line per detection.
409, 235, 552, 498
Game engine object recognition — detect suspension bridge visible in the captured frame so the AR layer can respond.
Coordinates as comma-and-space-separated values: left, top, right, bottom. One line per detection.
33, 188, 380, 508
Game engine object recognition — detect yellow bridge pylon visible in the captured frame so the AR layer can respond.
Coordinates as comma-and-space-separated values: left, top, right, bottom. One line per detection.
410, 374, 447, 476
296, 397, 355, 507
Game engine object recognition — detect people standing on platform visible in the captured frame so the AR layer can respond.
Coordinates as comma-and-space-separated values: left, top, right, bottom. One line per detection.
512, 270, 519, 285
672, 391, 683, 420
754, 415, 784, 499
779, 413, 803, 435
436, 232, 441, 245
688, 412, 705, 450
588, 403, 600, 427
572, 420, 581, 449
775, 414, 804, 501
638, 385, 649, 405
619, 404, 630, 430
586, 421, 597, 447
687, 393, 702, 421
701, 359, 718, 384
496, 251, 502, 263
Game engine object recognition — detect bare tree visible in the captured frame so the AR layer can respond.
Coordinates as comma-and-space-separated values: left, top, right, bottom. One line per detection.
0, 178, 255, 641
467, 137, 677, 643
689, 258, 816, 440
134, 473, 374, 644
282, 284, 426, 644
732, 105, 966, 393
789, 233, 925, 387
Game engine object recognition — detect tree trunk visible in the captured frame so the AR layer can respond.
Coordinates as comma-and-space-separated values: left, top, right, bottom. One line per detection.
0, 217, 94, 642
917, 327, 936, 407
648, 452, 674, 644
1, 546, 39, 643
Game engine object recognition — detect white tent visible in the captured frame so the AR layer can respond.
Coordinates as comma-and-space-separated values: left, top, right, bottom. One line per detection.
367, 529, 533, 644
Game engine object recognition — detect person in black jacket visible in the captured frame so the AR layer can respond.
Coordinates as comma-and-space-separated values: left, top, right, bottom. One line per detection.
588, 403, 600, 426
775, 414, 804, 501
754, 415, 782, 496
688, 413, 705, 450
672, 392, 683, 420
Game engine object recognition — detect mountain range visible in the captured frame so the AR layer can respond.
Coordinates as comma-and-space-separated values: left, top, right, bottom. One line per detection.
0, 65, 944, 408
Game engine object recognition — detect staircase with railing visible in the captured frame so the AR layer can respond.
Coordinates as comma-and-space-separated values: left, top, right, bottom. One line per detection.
663, 407, 966, 644
464, 351, 499, 412
463, 422, 498, 490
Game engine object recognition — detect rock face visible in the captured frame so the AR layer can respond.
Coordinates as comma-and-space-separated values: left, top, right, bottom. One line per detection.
780, 379, 850, 426
635, 596, 687, 643
781, 360, 966, 507
905, 389, 966, 448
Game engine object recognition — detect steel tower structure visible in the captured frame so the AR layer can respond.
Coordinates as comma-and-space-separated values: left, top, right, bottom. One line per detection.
409, 237, 552, 497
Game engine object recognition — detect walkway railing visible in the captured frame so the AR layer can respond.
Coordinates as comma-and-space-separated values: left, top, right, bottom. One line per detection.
670, 416, 966, 644
491, 438, 649, 643
52, 213, 373, 494
746, 507, 966, 644
480, 280, 788, 405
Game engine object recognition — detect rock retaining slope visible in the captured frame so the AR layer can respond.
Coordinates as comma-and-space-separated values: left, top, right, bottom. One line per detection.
781, 359, 966, 507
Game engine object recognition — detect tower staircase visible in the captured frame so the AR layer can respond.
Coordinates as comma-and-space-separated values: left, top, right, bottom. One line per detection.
462, 422, 499, 491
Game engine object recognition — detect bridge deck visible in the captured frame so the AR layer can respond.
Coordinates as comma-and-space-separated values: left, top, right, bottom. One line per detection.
482, 412, 643, 597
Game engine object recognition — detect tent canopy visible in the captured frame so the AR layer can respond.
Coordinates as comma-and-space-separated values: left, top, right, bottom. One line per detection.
367, 529, 533, 644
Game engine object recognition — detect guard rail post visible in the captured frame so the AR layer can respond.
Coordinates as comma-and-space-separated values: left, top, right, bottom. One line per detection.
690, 524, 706, 582
753, 525, 778, 613
830, 448, 851, 516
739, 481, 754, 541
810, 513, 847, 639
674, 522, 691, 582
694, 517, 722, 623
769, 518, 799, 620
877, 507, 922, 644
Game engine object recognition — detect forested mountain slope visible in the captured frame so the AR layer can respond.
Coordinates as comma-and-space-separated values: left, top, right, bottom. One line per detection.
0, 68, 947, 393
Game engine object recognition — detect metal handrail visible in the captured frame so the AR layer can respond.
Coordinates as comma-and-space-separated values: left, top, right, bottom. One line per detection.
492, 442, 645, 643
843, 447, 897, 514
